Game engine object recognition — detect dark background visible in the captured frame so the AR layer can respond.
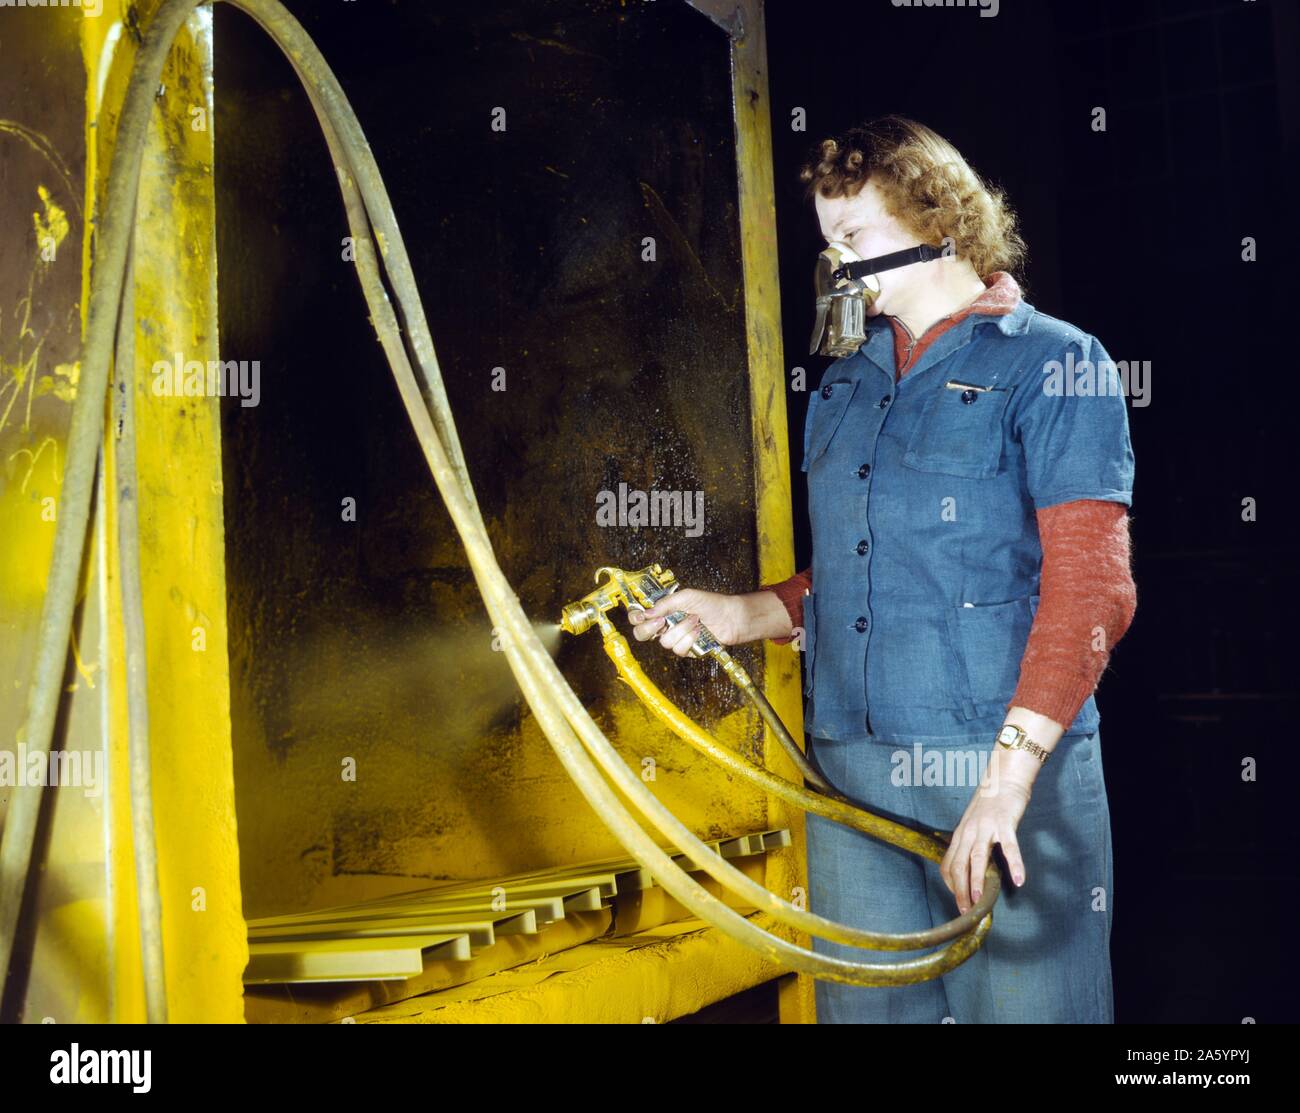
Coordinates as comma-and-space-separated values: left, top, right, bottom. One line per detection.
212, 0, 1298, 1021
768, 0, 1299, 1023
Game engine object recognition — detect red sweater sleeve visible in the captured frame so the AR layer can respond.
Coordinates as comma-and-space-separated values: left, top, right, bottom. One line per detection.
759, 566, 811, 645
1010, 499, 1137, 729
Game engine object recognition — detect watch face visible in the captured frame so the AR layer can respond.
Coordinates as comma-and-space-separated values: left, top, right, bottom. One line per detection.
998, 726, 1019, 745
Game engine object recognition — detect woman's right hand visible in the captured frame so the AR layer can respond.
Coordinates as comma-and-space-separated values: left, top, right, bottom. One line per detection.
627, 588, 793, 654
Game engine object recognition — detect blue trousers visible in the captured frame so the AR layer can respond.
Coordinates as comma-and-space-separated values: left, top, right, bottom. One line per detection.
804, 730, 1114, 1023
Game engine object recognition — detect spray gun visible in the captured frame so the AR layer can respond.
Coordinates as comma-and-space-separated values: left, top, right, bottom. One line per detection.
561, 564, 836, 794
560, 564, 717, 654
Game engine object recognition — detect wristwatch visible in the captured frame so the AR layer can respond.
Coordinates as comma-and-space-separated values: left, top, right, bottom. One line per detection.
996, 724, 1050, 764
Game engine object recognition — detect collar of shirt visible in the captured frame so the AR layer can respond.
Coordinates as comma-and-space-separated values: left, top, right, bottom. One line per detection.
885, 270, 1026, 380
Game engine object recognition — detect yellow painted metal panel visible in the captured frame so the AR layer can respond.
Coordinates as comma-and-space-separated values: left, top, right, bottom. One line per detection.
84, 0, 246, 1022
685, 0, 816, 1024
1, 0, 243, 1025
0, 3, 110, 1026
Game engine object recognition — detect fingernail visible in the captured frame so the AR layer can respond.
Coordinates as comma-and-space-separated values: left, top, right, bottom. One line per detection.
1013, 873, 1024, 885
972, 888, 981, 902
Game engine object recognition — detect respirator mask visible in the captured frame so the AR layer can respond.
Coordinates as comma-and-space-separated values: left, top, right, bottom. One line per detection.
810, 241, 946, 357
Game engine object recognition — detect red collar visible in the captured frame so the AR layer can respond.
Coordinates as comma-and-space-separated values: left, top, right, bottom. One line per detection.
890, 271, 1022, 378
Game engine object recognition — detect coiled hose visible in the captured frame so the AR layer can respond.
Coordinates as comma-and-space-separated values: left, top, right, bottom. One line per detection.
1, 0, 1000, 1019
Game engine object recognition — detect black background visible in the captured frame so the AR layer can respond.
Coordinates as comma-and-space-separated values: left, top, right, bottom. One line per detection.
768, 0, 1298, 1023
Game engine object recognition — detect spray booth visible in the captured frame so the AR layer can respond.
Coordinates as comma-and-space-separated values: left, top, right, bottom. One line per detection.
0, 0, 993, 1024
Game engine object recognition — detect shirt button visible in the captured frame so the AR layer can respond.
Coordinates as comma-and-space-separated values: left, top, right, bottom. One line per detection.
854, 616, 869, 633
856, 539, 869, 555
961, 389, 978, 404
857, 463, 871, 478
878, 395, 891, 408
821, 385, 834, 399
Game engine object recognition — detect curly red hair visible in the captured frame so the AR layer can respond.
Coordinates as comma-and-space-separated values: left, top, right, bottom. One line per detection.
800, 116, 1027, 279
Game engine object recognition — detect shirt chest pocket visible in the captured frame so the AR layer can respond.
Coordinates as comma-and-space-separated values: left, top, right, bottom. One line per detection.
802, 379, 859, 472
901, 379, 1013, 480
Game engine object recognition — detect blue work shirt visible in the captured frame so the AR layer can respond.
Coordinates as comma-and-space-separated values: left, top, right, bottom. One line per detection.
800, 297, 1134, 744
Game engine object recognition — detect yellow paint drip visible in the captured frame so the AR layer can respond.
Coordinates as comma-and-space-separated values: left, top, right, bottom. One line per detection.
33, 184, 70, 260
34, 361, 79, 403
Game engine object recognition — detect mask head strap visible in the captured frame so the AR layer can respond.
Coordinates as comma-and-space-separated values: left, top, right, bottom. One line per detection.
834, 243, 945, 282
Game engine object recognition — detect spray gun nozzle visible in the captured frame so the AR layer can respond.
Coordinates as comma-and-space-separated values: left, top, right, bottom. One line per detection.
559, 600, 598, 636
559, 564, 677, 638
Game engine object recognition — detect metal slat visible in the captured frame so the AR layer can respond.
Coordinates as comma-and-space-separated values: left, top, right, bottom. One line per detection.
249, 900, 549, 933
249, 911, 538, 946
245, 934, 472, 984
248, 883, 607, 927
368, 874, 623, 903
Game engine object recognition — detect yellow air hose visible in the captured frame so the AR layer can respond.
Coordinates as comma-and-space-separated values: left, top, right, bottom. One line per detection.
561, 577, 998, 951
2, 0, 999, 1017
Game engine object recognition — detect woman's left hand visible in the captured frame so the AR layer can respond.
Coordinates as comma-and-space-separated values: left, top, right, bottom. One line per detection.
940, 758, 1034, 914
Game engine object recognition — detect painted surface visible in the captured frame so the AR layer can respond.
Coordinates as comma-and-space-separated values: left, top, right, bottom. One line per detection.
106, 0, 246, 1023
0, 1, 107, 1024
1, 0, 806, 1023
213, 0, 776, 936
704, 0, 818, 1025
0, 0, 245, 1022
358, 913, 787, 1025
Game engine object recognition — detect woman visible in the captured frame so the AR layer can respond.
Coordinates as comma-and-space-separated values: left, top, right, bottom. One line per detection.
630, 117, 1136, 1024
